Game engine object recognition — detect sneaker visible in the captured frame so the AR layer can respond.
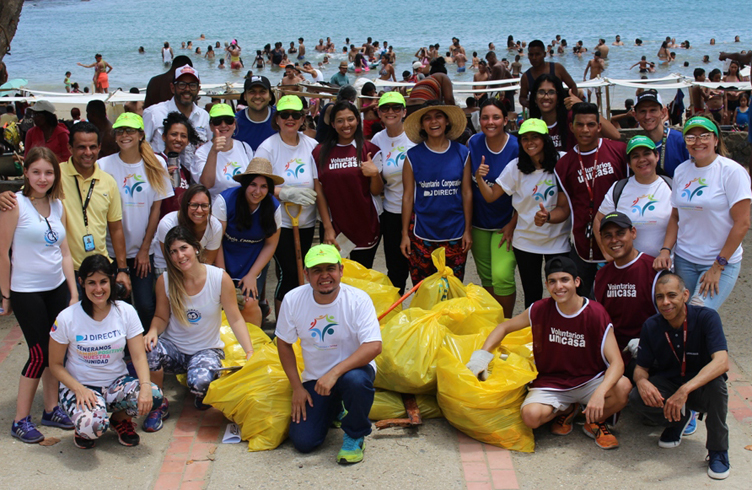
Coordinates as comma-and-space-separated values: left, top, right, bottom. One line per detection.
143, 398, 170, 432
658, 416, 692, 448
41, 406, 74, 430
194, 395, 211, 411
331, 403, 347, 429
10, 416, 45, 444
337, 433, 365, 464
550, 403, 578, 436
73, 432, 96, 449
111, 418, 140, 447
582, 422, 619, 449
707, 450, 730, 480
683, 411, 697, 436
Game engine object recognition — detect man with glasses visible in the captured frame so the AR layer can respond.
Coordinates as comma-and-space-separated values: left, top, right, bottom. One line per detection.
235, 76, 277, 152
143, 65, 210, 176
633, 90, 688, 178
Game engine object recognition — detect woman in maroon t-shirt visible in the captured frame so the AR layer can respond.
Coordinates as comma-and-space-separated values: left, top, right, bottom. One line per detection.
313, 101, 383, 268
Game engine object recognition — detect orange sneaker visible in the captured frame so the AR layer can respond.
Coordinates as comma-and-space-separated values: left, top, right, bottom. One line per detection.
582, 422, 619, 449
550, 403, 579, 436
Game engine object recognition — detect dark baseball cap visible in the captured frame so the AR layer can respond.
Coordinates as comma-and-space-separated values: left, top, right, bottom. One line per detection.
635, 89, 663, 108
544, 257, 579, 280
600, 211, 633, 230
240, 76, 275, 106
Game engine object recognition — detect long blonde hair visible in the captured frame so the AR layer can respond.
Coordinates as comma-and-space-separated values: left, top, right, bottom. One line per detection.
163, 225, 202, 326
138, 138, 169, 196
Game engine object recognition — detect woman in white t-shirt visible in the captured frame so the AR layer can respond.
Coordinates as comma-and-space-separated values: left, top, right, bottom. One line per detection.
655, 117, 752, 310
99, 112, 174, 330
192, 104, 253, 201
370, 92, 415, 294
143, 226, 253, 428
153, 184, 222, 272
255, 96, 319, 311
475, 118, 570, 308
594, 136, 672, 259
49, 254, 162, 449
0, 148, 79, 443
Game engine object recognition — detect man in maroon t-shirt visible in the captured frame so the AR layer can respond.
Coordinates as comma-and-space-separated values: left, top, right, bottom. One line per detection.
467, 257, 631, 450
593, 212, 659, 376
548, 102, 628, 297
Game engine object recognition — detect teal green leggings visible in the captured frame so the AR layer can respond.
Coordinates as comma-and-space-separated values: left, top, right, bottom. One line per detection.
471, 228, 517, 296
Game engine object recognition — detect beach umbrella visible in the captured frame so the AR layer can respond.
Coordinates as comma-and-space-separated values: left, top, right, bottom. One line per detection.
0, 79, 28, 91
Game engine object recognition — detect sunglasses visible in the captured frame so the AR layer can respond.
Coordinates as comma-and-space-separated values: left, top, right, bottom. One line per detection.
379, 104, 404, 113
211, 116, 236, 126
277, 111, 303, 120
114, 128, 140, 136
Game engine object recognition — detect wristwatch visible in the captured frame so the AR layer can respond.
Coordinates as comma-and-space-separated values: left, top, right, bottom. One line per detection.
715, 255, 728, 267
117, 267, 131, 274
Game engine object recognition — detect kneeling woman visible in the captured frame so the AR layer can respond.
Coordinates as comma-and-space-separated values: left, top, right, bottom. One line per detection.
214, 158, 283, 327
401, 101, 472, 282
49, 254, 162, 449
143, 226, 253, 430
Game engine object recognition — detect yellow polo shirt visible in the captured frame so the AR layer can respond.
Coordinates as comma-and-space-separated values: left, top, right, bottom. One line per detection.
60, 159, 122, 269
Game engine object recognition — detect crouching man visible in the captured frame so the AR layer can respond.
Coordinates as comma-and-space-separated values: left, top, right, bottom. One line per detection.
467, 257, 631, 449
629, 272, 730, 479
276, 245, 382, 464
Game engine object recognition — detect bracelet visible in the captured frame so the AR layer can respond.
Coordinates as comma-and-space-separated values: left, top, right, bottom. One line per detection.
1, 294, 9, 300
660, 247, 671, 253
546, 211, 551, 223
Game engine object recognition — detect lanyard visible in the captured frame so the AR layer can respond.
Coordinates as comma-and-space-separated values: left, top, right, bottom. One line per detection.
664, 307, 688, 377
74, 177, 96, 229
576, 143, 599, 208
658, 125, 669, 173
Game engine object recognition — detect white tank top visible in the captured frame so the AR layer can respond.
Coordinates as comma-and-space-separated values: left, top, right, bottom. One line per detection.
161, 264, 225, 355
11, 194, 66, 292
162, 47, 173, 63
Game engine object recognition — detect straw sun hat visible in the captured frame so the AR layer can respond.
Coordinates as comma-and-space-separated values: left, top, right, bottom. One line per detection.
233, 157, 285, 185
403, 104, 467, 143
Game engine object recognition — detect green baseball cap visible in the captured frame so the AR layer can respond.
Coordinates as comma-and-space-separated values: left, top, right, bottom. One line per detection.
518, 118, 548, 135
112, 112, 144, 130
276, 95, 304, 112
378, 91, 406, 107
209, 103, 235, 119
304, 244, 342, 268
626, 135, 656, 155
682, 116, 718, 136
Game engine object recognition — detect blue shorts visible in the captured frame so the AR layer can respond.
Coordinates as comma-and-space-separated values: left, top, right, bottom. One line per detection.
457, 67, 466, 73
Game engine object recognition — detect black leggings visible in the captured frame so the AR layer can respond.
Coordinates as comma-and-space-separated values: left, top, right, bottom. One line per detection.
11, 282, 70, 379
513, 248, 569, 308
381, 211, 409, 294
274, 226, 315, 302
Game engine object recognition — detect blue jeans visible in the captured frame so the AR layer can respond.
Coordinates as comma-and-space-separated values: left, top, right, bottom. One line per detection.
674, 254, 741, 311
288, 365, 375, 453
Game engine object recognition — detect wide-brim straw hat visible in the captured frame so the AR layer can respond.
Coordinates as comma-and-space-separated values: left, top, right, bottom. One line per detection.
233, 157, 285, 186
404, 104, 467, 143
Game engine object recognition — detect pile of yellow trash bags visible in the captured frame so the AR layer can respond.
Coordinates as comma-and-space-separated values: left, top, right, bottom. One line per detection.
203, 249, 537, 453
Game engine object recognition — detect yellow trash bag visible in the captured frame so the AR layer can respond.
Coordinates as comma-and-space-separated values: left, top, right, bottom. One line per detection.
433, 284, 505, 336
374, 308, 451, 394
369, 390, 443, 420
436, 328, 537, 453
342, 258, 401, 324
204, 340, 305, 451
410, 248, 468, 310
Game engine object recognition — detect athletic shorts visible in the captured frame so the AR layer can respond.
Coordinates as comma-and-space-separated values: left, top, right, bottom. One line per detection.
521, 374, 604, 413
471, 228, 517, 296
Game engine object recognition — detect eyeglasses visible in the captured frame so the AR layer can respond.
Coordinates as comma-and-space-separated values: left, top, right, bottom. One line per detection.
684, 132, 715, 144
175, 81, 199, 90
277, 111, 303, 120
536, 90, 557, 98
211, 116, 235, 126
379, 104, 404, 113
114, 128, 139, 136
188, 202, 210, 210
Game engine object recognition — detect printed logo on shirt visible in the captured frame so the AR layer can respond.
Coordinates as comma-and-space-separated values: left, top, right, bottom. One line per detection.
50, 322, 58, 333
44, 228, 60, 245
385, 147, 406, 167
122, 174, 145, 196
329, 156, 359, 170
630, 194, 659, 216
222, 162, 243, 180
284, 158, 306, 178
75, 330, 120, 342
309, 314, 338, 349
418, 179, 461, 197
681, 177, 708, 202
548, 327, 586, 347
576, 162, 615, 183
532, 178, 556, 201
75, 342, 123, 365
606, 283, 637, 298
187, 309, 202, 324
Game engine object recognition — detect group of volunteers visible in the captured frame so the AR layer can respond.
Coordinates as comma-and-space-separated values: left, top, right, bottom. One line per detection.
0, 42, 749, 477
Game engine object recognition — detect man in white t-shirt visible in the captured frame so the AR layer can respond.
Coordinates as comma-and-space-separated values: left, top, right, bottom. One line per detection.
301, 61, 324, 83
276, 245, 382, 464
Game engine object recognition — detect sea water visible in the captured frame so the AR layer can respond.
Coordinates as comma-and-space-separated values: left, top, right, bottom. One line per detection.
5, 0, 751, 106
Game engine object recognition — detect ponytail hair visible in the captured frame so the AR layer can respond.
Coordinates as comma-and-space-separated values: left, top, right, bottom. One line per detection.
138, 137, 169, 196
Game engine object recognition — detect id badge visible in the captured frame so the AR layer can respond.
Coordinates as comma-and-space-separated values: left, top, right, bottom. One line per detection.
83, 234, 95, 252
